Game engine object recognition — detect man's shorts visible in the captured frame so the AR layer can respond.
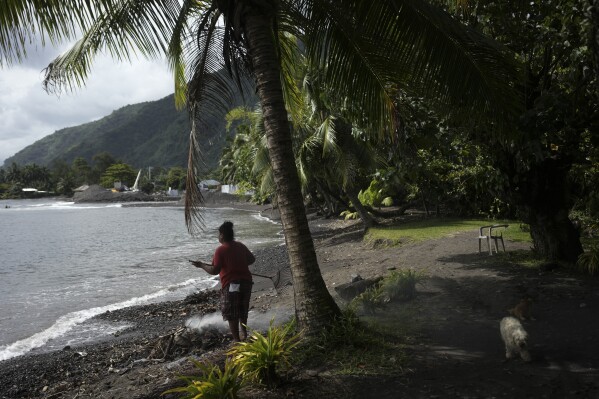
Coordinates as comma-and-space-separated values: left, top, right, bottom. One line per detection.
221, 280, 253, 321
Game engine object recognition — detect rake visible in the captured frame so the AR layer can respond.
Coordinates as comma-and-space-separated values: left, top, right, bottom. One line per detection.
252, 268, 292, 293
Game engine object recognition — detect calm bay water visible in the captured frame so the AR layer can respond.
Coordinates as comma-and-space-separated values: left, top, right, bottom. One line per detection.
0, 198, 283, 361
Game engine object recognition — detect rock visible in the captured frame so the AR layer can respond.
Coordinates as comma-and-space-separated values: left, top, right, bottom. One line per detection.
73, 184, 156, 203
334, 277, 383, 302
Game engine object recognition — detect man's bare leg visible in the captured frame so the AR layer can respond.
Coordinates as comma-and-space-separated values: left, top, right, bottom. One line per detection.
228, 319, 241, 342
240, 319, 248, 341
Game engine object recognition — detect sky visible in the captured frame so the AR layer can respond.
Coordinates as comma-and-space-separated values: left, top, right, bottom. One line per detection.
0, 41, 174, 166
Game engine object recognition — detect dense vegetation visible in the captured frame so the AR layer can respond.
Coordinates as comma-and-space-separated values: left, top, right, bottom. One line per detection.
213, 0, 599, 265
0, 153, 188, 198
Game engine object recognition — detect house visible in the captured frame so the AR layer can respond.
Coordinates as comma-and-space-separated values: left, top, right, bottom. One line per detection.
199, 179, 221, 190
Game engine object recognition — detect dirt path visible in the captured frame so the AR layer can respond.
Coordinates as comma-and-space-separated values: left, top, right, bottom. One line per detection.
308, 220, 599, 398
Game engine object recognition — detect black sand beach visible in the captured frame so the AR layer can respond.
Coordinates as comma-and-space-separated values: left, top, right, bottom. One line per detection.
2, 211, 599, 399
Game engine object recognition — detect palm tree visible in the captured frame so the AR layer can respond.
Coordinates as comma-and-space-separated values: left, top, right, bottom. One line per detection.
296, 70, 381, 228
5, 162, 22, 184
0, 0, 522, 334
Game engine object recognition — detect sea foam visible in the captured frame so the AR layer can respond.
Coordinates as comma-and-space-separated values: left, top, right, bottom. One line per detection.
0, 278, 217, 361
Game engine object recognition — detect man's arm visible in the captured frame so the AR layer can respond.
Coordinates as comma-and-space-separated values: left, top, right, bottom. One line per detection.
247, 248, 256, 265
190, 260, 221, 275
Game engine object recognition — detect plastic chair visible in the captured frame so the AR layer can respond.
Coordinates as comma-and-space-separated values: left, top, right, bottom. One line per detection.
478, 225, 493, 255
479, 224, 509, 255
490, 224, 508, 254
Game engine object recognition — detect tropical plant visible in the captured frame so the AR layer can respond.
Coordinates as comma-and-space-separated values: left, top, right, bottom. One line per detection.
228, 318, 302, 387
91, 152, 118, 183
56, 175, 76, 196
100, 163, 137, 188
0, 0, 522, 335
380, 269, 422, 301
71, 157, 92, 185
576, 245, 599, 276
165, 166, 187, 191
353, 269, 422, 313
20, 163, 51, 190
162, 357, 244, 399
294, 74, 381, 228
354, 285, 389, 314
359, 180, 387, 209
340, 210, 359, 220
316, 307, 366, 349
5, 162, 21, 184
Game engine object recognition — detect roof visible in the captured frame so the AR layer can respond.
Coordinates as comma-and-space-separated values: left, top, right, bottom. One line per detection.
199, 179, 221, 186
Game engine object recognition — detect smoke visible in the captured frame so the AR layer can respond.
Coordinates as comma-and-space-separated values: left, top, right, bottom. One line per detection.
185, 312, 228, 333
185, 308, 294, 334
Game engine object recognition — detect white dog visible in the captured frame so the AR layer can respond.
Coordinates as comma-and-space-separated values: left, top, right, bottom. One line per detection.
500, 316, 532, 362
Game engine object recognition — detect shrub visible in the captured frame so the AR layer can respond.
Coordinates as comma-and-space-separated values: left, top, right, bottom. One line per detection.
228, 318, 302, 387
294, 307, 406, 375
354, 285, 387, 314
577, 245, 599, 276
340, 210, 359, 220
162, 357, 244, 399
381, 196, 394, 207
380, 269, 422, 301
353, 269, 423, 313
358, 180, 386, 208
318, 307, 368, 348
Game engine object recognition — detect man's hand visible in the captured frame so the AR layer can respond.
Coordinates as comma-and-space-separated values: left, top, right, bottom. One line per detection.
190, 260, 220, 275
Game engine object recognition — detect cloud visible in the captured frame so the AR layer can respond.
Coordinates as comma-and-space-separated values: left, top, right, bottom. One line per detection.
0, 48, 174, 165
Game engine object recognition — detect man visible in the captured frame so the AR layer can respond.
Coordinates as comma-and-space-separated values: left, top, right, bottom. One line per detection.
192, 221, 255, 341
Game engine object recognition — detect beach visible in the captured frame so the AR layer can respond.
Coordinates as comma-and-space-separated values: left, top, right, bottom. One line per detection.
0, 241, 292, 399
2, 211, 599, 398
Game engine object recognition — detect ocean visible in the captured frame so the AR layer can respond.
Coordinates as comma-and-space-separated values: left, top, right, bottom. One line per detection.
0, 198, 283, 361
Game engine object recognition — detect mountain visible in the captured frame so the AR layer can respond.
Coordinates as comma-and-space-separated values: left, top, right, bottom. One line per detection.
3, 91, 253, 170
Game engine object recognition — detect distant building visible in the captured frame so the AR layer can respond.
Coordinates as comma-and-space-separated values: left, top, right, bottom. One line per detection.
221, 184, 237, 194
73, 185, 89, 192
199, 179, 221, 190
221, 184, 253, 196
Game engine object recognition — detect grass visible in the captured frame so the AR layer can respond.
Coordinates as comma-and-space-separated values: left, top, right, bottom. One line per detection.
366, 218, 532, 245
293, 308, 407, 376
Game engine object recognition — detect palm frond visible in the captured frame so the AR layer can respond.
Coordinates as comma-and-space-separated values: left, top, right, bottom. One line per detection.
0, 0, 97, 66
315, 116, 340, 157
300, 0, 523, 136
184, 114, 205, 236
276, 32, 304, 124
259, 168, 276, 198
182, 4, 255, 234
42, 0, 180, 93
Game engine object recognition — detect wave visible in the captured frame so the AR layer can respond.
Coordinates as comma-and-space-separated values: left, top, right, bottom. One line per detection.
251, 213, 280, 225
0, 278, 217, 361
8, 201, 123, 211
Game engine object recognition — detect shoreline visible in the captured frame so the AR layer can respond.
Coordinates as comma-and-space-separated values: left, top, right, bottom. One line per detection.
0, 238, 292, 398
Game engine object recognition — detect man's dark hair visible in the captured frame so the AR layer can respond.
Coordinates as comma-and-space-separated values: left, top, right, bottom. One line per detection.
219, 221, 234, 242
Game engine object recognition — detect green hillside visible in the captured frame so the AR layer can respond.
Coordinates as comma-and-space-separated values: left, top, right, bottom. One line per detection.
4, 91, 253, 170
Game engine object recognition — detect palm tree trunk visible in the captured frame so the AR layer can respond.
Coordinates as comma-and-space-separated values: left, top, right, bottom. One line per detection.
244, 12, 341, 334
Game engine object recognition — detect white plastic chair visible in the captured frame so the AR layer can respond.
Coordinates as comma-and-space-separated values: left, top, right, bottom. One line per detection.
479, 224, 508, 255
490, 224, 508, 254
